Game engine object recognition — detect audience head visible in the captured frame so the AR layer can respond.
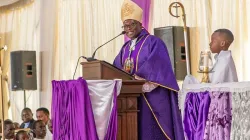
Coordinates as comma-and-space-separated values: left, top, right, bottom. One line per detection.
21, 108, 33, 123
32, 120, 46, 139
4, 119, 15, 139
15, 130, 29, 140
209, 28, 234, 53
36, 107, 50, 124
13, 122, 20, 130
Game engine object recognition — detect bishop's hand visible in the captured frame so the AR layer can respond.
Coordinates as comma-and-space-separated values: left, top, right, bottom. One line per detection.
134, 75, 158, 92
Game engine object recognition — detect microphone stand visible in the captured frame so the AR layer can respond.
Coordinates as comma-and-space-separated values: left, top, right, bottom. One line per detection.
86, 31, 126, 61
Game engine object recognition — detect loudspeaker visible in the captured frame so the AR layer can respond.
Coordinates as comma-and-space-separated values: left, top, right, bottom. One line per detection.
154, 26, 190, 80
10, 51, 37, 90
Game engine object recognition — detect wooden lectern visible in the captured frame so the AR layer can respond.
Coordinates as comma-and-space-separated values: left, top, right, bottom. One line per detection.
81, 60, 144, 140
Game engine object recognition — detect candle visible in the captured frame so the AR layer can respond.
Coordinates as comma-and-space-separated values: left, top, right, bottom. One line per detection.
204, 53, 209, 68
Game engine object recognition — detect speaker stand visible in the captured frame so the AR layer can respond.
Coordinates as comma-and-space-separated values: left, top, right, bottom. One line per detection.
24, 90, 26, 108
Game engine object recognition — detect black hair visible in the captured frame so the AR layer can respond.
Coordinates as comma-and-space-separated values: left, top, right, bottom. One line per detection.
16, 130, 28, 140
36, 107, 50, 116
32, 120, 43, 130
22, 107, 32, 113
4, 119, 13, 130
214, 28, 234, 43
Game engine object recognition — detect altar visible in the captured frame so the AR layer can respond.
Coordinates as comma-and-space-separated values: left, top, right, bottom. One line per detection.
179, 81, 250, 140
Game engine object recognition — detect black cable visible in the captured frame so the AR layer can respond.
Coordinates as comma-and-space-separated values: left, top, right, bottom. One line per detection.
73, 56, 83, 80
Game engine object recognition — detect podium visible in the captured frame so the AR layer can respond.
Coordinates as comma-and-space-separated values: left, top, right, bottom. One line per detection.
81, 60, 144, 140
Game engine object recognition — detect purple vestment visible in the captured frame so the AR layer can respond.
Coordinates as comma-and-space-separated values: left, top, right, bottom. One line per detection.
114, 29, 184, 140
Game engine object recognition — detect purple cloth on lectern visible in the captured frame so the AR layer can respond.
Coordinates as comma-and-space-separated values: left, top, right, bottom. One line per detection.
203, 91, 232, 140
114, 29, 184, 140
52, 78, 98, 140
104, 82, 118, 140
183, 91, 211, 140
125, 0, 151, 42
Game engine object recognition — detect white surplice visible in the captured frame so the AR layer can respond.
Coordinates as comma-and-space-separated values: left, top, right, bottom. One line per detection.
209, 50, 238, 84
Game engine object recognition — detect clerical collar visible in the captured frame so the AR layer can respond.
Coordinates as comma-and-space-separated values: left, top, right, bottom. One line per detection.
131, 38, 137, 43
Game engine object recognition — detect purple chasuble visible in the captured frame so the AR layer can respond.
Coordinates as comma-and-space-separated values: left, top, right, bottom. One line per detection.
114, 29, 184, 140
122, 34, 149, 74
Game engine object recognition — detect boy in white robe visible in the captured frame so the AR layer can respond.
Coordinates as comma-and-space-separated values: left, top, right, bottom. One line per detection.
209, 29, 238, 83
183, 29, 238, 84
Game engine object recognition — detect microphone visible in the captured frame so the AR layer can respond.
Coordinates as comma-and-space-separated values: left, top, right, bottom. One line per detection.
86, 31, 126, 61
72, 31, 126, 79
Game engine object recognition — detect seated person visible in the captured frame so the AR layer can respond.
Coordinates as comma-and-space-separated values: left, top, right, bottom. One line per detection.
20, 108, 35, 129
32, 120, 46, 140
4, 119, 15, 140
36, 107, 52, 139
36, 108, 49, 125
15, 130, 29, 140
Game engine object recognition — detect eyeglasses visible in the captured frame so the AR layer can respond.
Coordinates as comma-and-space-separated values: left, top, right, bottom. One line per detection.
122, 22, 137, 30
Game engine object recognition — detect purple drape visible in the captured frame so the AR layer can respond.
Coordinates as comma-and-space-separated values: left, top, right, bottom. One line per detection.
125, 0, 151, 42
52, 78, 98, 140
132, 0, 151, 30
104, 82, 118, 140
183, 91, 211, 140
203, 91, 232, 140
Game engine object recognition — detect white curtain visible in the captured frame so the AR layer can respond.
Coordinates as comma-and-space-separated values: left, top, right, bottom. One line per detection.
0, 0, 40, 122
54, 0, 125, 79
39, 0, 57, 112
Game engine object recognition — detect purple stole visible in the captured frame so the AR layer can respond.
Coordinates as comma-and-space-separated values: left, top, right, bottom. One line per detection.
122, 35, 149, 74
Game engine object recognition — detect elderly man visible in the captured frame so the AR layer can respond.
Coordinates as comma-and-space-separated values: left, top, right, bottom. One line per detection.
113, 0, 184, 139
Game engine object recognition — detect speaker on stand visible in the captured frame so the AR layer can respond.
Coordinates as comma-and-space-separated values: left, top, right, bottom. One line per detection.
10, 51, 37, 108
154, 26, 190, 81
